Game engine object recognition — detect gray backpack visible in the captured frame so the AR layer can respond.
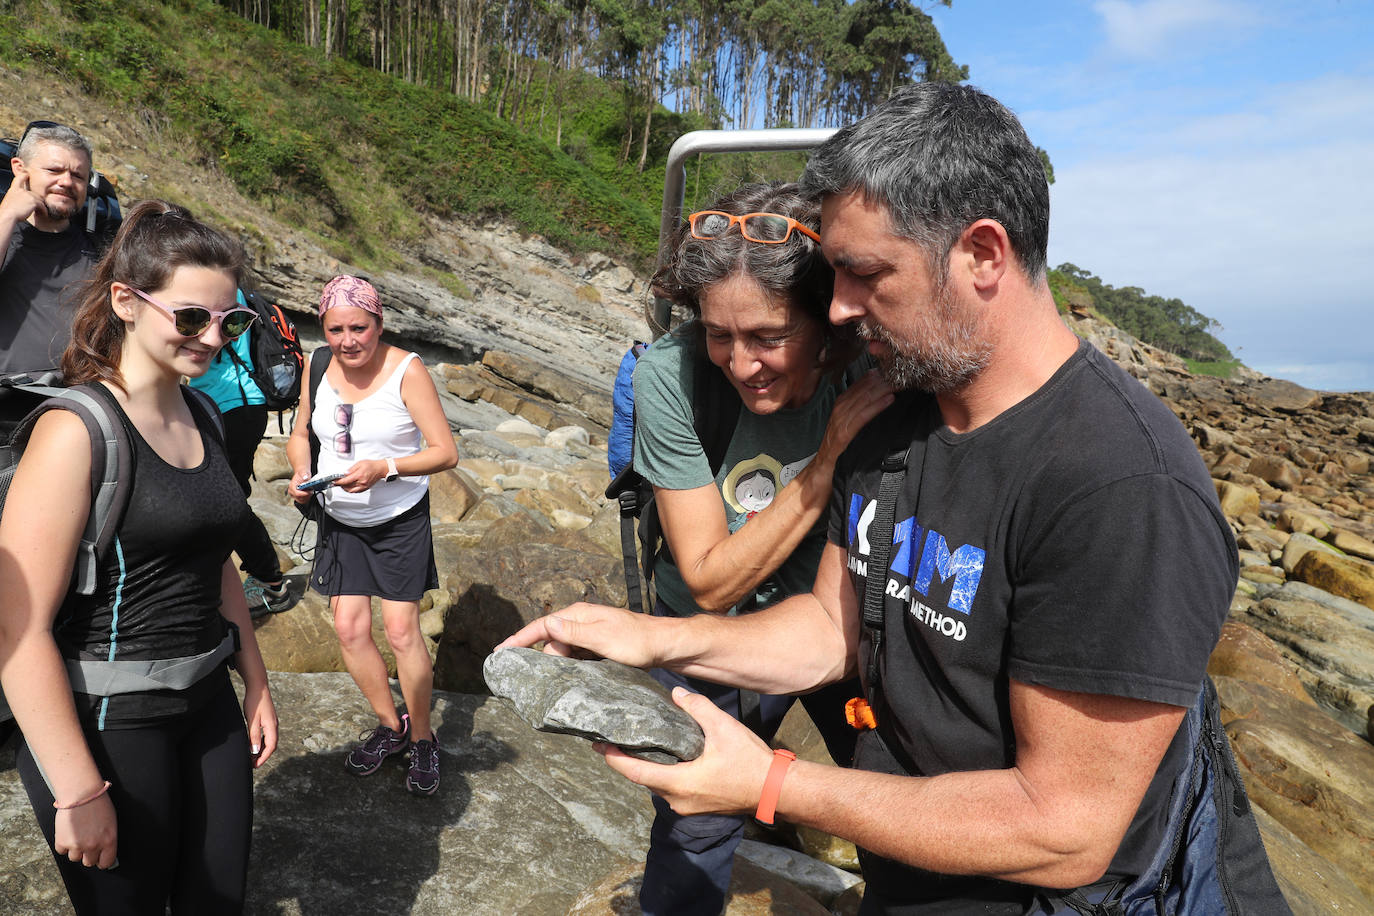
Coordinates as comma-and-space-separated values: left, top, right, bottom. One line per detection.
0, 383, 234, 727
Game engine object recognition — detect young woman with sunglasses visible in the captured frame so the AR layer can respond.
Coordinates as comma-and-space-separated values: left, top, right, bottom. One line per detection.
0, 199, 277, 914
630, 182, 893, 916
286, 275, 457, 796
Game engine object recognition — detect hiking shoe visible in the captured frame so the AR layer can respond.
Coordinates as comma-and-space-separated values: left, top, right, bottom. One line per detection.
244, 576, 296, 618
345, 713, 410, 776
406, 734, 440, 796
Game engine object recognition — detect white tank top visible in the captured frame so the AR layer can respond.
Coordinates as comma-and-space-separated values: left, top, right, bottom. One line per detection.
313, 351, 429, 526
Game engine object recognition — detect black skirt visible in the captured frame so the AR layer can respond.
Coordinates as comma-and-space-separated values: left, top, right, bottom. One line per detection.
311, 493, 439, 602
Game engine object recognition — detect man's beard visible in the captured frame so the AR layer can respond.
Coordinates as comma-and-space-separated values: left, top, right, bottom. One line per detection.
43, 191, 80, 222
858, 285, 991, 393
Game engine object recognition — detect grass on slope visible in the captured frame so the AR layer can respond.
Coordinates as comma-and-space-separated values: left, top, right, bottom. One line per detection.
0, 0, 661, 269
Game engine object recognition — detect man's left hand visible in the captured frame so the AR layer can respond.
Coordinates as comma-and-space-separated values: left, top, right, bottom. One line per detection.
598, 686, 776, 817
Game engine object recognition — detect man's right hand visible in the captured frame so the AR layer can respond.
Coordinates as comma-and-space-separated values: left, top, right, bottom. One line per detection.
0, 169, 44, 226
498, 602, 663, 668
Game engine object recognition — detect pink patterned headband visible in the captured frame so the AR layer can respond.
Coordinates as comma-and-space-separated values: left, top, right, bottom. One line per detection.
319, 275, 383, 320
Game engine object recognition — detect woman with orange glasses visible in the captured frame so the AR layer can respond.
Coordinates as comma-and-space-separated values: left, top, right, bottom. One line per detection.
631, 182, 893, 915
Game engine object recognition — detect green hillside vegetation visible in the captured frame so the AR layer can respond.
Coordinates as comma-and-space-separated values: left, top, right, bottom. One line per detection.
1049, 264, 1236, 372
2, 0, 670, 267
2, 0, 1235, 372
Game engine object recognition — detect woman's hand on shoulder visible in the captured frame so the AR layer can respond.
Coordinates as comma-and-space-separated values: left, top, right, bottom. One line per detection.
53, 793, 118, 870
817, 370, 894, 467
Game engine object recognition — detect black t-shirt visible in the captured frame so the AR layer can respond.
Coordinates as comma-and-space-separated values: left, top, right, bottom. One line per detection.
0, 222, 99, 374
54, 384, 248, 727
827, 341, 1237, 912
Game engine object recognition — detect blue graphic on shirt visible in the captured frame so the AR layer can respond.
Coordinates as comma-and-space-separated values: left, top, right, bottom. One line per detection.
847, 492, 985, 615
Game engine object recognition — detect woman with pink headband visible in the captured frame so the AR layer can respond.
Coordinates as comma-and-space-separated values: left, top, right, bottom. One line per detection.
286, 275, 457, 796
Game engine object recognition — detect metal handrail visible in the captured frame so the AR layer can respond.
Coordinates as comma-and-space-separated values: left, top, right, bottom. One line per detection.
651, 128, 837, 336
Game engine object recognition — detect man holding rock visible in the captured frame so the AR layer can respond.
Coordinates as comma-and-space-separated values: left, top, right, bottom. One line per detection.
503, 83, 1284, 914
0, 121, 102, 434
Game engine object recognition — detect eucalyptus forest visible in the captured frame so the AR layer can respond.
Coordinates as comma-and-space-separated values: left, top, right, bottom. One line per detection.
214, 0, 966, 170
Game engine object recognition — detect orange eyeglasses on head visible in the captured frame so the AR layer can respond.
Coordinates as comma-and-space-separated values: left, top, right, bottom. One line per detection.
687, 210, 820, 245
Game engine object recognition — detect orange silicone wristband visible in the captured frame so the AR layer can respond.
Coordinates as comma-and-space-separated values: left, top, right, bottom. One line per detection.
754, 748, 797, 826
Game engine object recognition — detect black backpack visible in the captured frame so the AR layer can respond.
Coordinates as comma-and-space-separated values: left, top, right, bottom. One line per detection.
1, 135, 122, 247
226, 289, 304, 422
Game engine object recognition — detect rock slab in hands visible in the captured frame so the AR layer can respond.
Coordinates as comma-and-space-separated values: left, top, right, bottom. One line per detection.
484, 647, 704, 763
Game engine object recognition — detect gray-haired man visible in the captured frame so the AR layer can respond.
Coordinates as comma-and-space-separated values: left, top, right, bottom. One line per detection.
0, 121, 103, 430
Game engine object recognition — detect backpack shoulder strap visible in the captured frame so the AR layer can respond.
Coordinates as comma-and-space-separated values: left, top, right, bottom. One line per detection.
605, 463, 650, 616
604, 340, 654, 615
6, 384, 132, 596
309, 346, 332, 403
690, 337, 740, 475
305, 346, 333, 475
861, 446, 910, 706
183, 385, 226, 447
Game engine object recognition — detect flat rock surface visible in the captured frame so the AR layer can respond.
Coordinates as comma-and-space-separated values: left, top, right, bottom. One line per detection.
1, 672, 655, 916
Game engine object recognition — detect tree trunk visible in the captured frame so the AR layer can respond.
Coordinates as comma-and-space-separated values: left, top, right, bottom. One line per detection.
636, 57, 657, 173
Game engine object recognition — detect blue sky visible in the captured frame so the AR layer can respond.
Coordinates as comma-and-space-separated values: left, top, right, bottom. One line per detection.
928, 0, 1374, 392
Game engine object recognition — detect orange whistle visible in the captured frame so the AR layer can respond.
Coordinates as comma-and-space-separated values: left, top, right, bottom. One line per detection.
845, 697, 877, 730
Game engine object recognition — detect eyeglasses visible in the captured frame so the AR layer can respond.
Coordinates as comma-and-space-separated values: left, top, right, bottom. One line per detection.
19, 120, 65, 147
129, 287, 258, 339
334, 403, 354, 457
687, 211, 820, 245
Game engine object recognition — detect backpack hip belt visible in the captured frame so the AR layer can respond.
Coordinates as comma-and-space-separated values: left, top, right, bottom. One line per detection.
63, 624, 240, 697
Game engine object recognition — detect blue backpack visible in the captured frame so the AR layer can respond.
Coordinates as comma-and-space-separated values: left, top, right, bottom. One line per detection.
607, 341, 648, 480
604, 332, 741, 616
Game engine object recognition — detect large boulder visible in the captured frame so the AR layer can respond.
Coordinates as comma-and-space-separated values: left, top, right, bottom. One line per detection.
481, 349, 614, 430
1235, 584, 1374, 737
1251, 804, 1371, 915
433, 514, 626, 694
1291, 550, 1374, 610
1246, 378, 1322, 413
1207, 621, 1316, 707
1214, 675, 1374, 900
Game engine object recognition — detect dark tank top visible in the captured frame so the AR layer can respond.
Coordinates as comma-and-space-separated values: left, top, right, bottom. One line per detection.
53, 383, 247, 727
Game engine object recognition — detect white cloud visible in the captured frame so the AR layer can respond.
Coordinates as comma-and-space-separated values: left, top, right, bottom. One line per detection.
1045, 72, 1374, 392
1093, 0, 1254, 59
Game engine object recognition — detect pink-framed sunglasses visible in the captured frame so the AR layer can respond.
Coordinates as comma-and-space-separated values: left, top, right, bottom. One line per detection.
129, 287, 258, 339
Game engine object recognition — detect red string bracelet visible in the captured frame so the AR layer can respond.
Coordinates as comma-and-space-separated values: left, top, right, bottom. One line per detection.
754, 749, 797, 827
54, 780, 111, 810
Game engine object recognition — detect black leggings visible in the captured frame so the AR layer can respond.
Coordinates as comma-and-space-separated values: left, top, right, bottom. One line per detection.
17, 675, 253, 915
221, 404, 283, 583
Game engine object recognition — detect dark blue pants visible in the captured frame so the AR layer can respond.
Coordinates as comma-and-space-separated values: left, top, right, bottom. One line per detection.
639, 654, 858, 916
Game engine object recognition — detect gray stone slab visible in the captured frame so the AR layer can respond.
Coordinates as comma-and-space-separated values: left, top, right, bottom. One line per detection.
484, 648, 704, 764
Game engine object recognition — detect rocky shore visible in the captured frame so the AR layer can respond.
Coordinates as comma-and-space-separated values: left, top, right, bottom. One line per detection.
2, 75, 1372, 910
6, 309, 1373, 912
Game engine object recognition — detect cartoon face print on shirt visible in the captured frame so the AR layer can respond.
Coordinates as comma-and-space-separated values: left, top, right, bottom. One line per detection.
722, 452, 817, 518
